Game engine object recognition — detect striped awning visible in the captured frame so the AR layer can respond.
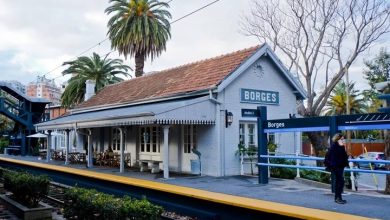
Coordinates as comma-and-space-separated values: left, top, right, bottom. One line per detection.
35, 96, 215, 130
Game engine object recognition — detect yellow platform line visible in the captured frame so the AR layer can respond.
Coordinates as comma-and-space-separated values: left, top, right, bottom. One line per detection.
0, 157, 374, 220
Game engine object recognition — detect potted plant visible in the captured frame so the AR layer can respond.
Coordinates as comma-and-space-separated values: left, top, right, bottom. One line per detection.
1, 171, 52, 219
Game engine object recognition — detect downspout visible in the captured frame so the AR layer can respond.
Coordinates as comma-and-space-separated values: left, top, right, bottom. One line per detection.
209, 89, 223, 176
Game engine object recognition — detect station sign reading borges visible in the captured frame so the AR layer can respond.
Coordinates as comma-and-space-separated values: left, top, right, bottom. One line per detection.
240, 88, 279, 105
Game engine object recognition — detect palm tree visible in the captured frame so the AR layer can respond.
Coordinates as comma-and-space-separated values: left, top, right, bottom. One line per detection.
61, 53, 131, 108
105, 0, 171, 77
323, 81, 367, 116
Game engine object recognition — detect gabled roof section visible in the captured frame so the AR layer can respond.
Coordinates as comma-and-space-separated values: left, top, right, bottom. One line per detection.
217, 43, 307, 99
76, 45, 261, 110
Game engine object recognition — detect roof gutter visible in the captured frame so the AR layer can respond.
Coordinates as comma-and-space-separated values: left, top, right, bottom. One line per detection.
71, 89, 212, 114
208, 89, 221, 104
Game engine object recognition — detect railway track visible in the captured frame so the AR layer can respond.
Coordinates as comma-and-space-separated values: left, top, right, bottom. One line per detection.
41, 182, 68, 216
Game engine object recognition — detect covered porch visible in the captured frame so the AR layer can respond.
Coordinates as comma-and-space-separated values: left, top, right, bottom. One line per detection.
35, 96, 216, 178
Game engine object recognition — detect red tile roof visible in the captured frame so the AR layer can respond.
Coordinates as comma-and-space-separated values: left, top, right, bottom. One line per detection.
77, 45, 260, 109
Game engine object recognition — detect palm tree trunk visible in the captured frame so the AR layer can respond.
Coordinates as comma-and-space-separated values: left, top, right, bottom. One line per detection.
135, 52, 145, 77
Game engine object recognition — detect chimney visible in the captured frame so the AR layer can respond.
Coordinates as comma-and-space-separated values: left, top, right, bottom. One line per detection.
84, 80, 96, 101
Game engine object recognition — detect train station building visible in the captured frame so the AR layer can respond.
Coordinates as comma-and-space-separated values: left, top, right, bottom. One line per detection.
36, 43, 306, 177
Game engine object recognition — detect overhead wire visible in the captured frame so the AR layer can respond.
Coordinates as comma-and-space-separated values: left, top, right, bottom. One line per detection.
45, 0, 220, 81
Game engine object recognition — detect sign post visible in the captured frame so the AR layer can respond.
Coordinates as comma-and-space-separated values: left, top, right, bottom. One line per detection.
257, 106, 268, 184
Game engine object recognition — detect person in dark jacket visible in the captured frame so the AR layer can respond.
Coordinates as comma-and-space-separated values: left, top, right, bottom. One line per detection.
328, 133, 349, 204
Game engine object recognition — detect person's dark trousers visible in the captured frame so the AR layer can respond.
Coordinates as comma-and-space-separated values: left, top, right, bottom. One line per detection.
333, 167, 345, 200
331, 169, 344, 194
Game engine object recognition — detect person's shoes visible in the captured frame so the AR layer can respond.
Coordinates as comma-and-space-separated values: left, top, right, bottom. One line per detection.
335, 198, 346, 204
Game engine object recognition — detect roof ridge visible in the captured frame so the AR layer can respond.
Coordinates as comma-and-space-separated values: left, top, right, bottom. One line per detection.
153, 45, 261, 74
77, 44, 263, 109
108, 45, 261, 86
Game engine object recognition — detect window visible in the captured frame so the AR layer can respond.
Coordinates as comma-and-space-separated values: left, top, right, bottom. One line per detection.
140, 126, 161, 153
183, 125, 197, 153
239, 124, 245, 145
248, 124, 255, 147
268, 133, 275, 144
112, 128, 120, 151
239, 122, 257, 147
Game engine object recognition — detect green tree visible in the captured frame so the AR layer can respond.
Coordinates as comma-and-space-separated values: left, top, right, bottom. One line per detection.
323, 81, 367, 116
61, 53, 131, 108
105, 0, 172, 77
0, 115, 14, 132
242, 0, 390, 157
363, 49, 390, 195
362, 48, 390, 113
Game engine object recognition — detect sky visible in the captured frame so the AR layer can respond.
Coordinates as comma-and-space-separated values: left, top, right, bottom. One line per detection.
0, 0, 388, 91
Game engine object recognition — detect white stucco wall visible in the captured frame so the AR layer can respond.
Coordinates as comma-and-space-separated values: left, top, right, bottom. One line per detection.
197, 125, 219, 176
219, 56, 300, 175
61, 53, 302, 177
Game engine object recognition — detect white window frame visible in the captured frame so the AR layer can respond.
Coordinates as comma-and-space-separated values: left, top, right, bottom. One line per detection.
111, 128, 120, 151
239, 122, 257, 147
267, 133, 275, 144
183, 125, 197, 154
139, 126, 161, 154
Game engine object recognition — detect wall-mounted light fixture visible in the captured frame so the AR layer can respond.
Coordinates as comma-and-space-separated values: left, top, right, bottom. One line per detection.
225, 110, 233, 128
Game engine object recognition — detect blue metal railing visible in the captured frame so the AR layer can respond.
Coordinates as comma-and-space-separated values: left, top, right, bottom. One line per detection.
258, 155, 390, 175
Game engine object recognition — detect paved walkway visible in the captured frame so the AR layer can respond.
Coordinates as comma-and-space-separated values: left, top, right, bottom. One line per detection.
2, 155, 390, 220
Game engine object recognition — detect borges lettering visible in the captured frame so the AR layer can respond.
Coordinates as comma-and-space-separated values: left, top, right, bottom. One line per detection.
268, 122, 285, 128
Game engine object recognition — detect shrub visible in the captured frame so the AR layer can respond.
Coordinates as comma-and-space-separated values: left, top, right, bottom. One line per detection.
0, 138, 9, 154
64, 187, 164, 220
3, 171, 50, 207
300, 169, 331, 184
126, 196, 164, 220
269, 158, 296, 179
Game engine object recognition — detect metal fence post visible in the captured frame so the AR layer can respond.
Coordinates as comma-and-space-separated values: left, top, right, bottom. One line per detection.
296, 150, 300, 178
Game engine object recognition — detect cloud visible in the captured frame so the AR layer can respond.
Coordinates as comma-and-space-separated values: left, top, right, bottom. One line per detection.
0, 0, 388, 92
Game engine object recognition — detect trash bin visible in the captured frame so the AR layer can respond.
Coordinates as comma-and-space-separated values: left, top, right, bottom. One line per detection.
191, 159, 201, 175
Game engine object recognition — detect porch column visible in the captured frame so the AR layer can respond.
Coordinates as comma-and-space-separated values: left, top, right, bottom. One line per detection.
87, 129, 93, 168
163, 125, 170, 179
46, 130, 52, 162
65, 129, 70, 165
119, 127, 125, 173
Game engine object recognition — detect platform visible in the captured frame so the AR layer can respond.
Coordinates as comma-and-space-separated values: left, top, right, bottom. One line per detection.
0, 155, 389, 220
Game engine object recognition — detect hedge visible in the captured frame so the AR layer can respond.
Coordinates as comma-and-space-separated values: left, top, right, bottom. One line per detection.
64, 187, 164, 220
3, 171, 50, 207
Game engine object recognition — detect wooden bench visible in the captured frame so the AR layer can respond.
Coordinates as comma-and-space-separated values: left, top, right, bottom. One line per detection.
138, 160, 161, 173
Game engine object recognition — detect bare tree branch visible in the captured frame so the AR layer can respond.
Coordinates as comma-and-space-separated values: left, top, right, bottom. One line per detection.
241, 0, 390, 117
